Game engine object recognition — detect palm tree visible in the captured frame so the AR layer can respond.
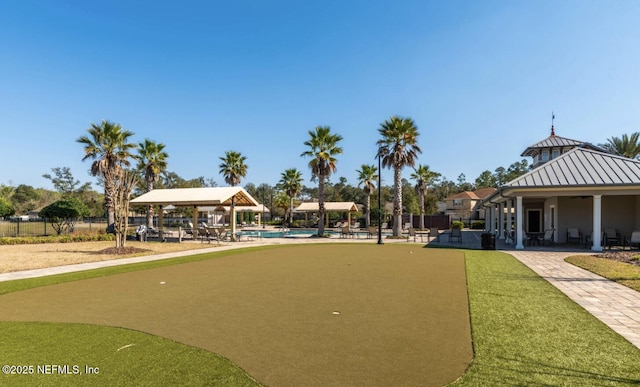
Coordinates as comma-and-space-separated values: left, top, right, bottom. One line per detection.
219, 150, 247, 187
136, 139, 169, 228
410, 164, 440, 230
601, 132, 640, 159
277, 168, 303, 227
219, 150, 248, 240
356, 164, 378, 228
301, 126, 343, 236
376, 116, 422, 237
77, 120, 136, 231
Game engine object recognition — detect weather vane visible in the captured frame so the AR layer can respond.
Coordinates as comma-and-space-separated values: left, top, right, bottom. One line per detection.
551, 112, 556, 136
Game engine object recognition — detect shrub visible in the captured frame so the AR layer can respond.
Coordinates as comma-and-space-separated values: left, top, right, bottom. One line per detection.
452, 221, 464, 229
471, 220, 485, 229
39, 197, 90, 235
0, 233, 114, 245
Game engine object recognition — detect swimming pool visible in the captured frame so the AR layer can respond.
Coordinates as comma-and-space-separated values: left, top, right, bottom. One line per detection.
243, 229, 338, 239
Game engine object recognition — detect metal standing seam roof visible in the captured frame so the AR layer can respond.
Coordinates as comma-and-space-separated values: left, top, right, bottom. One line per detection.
520, 135, 605, 157
130, 187, 260, 206
506, 147, 640, 188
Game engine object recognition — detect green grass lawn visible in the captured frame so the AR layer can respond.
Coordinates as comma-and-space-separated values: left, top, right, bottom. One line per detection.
0, 246, 639, 386
565, 255, 640, 292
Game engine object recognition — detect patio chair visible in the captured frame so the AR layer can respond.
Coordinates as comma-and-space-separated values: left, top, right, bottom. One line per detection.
604, 227, 620, 248
381, 222, 388, 229
625, 231, 640, 249
542, 228, 555, 246
429, 227, 440, 242
567, 228, 582, 244
406, 227, 424, 242
449, 228, 463, 243
368, 226, 377, 239
340, 226, 354, 238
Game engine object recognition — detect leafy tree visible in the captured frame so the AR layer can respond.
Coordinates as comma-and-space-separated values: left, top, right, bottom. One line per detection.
356, 164, 378, 228
136, 139, 169, 227
277, 168, 303, 226
377, 116, 422, 237
42, 167, 91, 198
0, 184, 14, 200
301, 126, 344, 236
474, 170, 497, 188
600, 132, 640, 159
0, 197, 15, 218
11, 184, 41, 214
77, 120, 136, 232
457, 173, 474, 192
410, 164, 440, 229
402, 178, 420, 216
39, 197, 90, 235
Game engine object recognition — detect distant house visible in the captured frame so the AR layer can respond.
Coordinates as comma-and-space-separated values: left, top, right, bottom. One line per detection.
444, 187, 497, 221
482, 125, 640, 251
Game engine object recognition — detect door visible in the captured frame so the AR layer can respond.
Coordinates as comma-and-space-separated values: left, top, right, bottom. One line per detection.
527, 209, 542, 233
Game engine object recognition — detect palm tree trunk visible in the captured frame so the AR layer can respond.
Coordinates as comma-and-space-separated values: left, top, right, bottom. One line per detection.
146, 180, 154, 228
289, 196, 294, 227
365, 192, 371, 228
318, 175, 325, 236
393, 166, 402, 237
419, 189, 425, 230
104, 181, 116, 233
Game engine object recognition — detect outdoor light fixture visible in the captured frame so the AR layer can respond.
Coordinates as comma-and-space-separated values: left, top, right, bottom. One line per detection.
377, 147, 384, 245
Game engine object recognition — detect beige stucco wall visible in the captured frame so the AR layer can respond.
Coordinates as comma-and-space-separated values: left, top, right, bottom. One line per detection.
557, 195, 637, 243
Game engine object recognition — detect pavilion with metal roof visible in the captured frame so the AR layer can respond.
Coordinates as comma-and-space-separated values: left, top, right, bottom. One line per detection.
482, 128, 640, 251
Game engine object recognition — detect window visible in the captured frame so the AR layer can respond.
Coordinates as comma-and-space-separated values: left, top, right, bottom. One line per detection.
453, 199, 463, 207
541, 149, 549, 161
552, 149, 560, 159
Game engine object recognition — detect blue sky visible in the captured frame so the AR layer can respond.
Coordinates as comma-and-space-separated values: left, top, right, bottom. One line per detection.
2, 0, 640, 192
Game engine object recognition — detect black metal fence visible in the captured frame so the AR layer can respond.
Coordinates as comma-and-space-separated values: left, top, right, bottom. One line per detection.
0, 218, 108, 238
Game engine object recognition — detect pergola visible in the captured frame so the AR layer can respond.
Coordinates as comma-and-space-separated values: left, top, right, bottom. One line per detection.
131, 187, 260, 239
294, 202, 359, 227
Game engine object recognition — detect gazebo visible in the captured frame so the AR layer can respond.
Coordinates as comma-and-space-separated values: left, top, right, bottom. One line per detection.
131, 187, 260, 239
294, 202, 359, 227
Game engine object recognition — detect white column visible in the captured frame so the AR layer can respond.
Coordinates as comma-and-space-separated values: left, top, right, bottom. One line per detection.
485, 205, 492, 232
498, 202, 505, 239
592, 195, 602, 251
506, 199, 513, 234
516, 196, 524, 249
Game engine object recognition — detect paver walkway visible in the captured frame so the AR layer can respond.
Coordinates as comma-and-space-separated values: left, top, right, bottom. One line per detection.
508, 250, 640, 349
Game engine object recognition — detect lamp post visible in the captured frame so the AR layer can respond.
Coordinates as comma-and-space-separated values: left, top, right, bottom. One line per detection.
377, 147, 384, 245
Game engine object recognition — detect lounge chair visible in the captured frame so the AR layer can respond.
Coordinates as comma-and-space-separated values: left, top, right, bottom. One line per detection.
567, 228, 582, 244
381, 222, 388, 230
449, 228, 462, 243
